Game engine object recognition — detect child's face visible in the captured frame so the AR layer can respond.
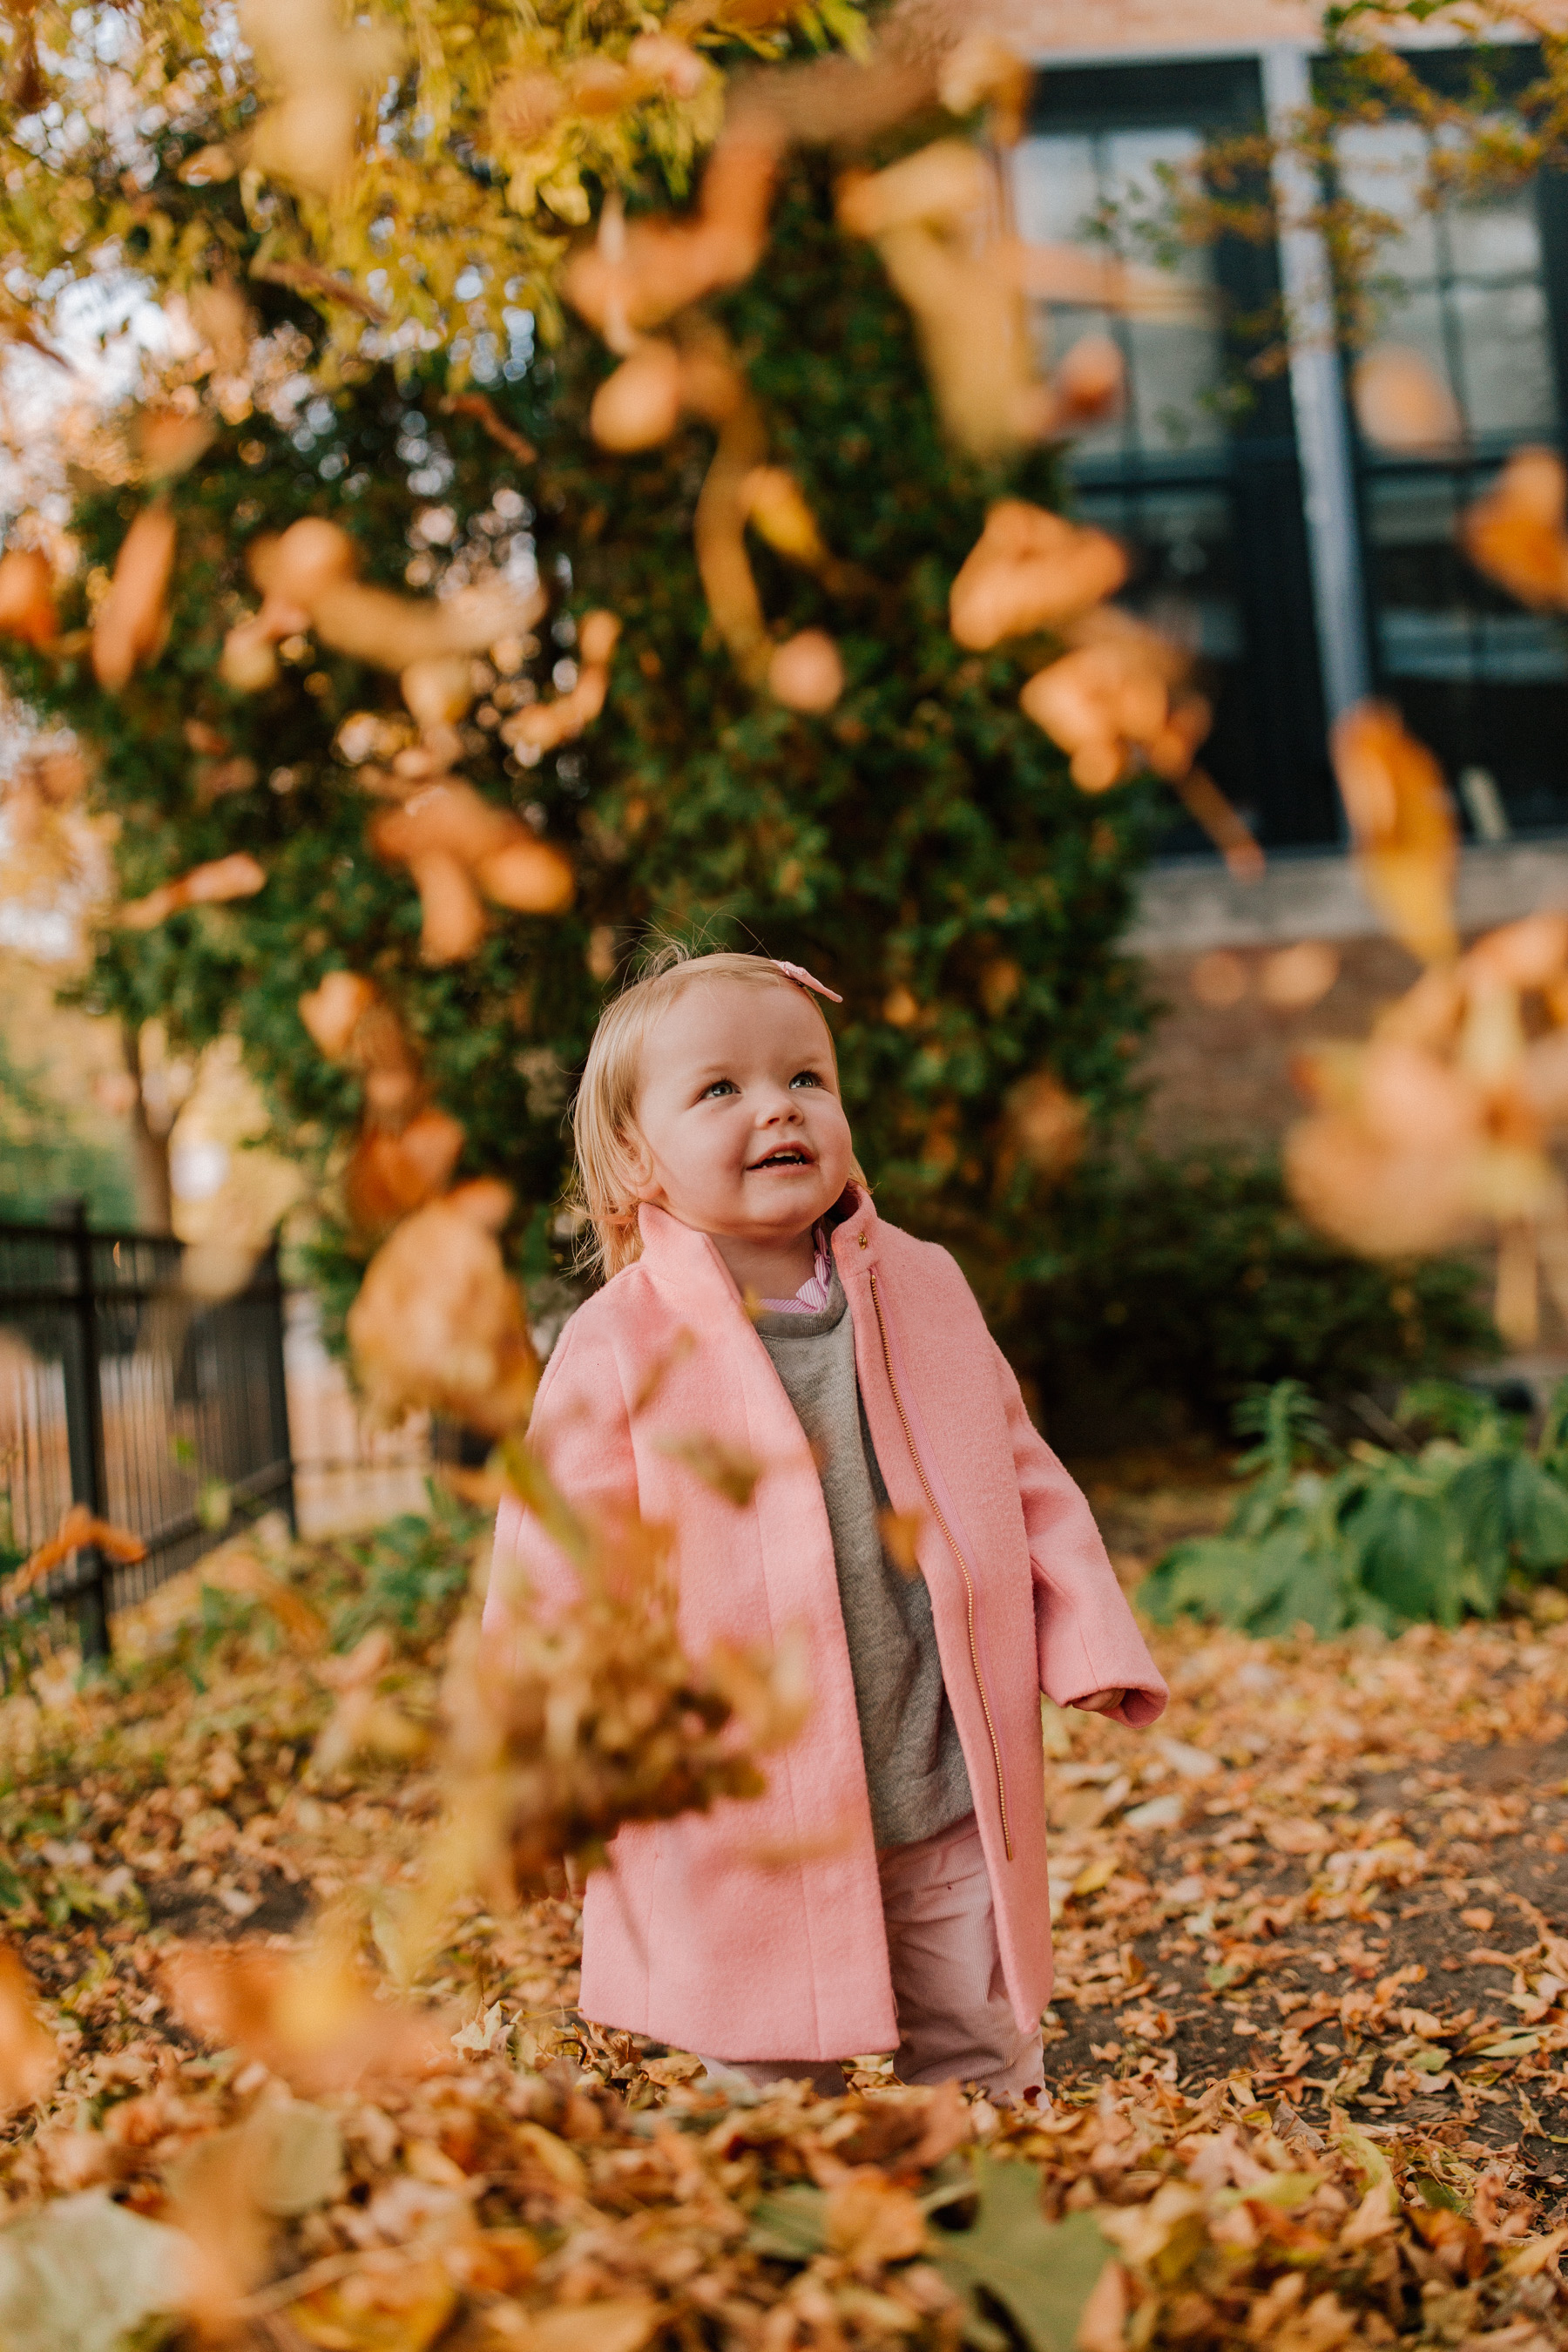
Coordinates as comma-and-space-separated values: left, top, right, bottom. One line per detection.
632, 979, 855, 1247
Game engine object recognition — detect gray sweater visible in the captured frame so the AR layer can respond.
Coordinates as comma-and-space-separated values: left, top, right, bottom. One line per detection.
754, 1268, 972, 1849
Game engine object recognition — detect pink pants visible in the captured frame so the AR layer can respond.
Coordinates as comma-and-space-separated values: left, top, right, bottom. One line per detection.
700, 1811, 1044, 2105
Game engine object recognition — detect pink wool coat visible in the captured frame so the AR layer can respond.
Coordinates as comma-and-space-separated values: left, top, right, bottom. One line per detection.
484, 1187, 1166, 2062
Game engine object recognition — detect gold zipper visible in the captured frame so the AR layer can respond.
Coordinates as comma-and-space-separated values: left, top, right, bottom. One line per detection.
868, 1268, 1013, 1861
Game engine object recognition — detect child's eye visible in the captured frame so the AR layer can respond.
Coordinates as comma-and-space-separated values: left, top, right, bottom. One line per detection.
788, 1071, 823, 1090
700, 1078, 739, 1099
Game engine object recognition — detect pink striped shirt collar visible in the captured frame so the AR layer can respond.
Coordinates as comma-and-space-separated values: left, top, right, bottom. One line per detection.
759, 1225, 834, 1315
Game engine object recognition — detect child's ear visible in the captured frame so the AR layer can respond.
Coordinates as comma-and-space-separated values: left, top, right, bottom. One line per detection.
622, 1128, 658, 1203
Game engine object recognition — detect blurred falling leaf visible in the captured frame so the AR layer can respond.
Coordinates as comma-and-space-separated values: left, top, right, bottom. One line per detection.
314, 1627, 429, 1775
483, 2301, 661, 2352
1352, 345, 1463, 456
564, 136, 778, 341
1021, 612, 1212, 800
1330, 703, 1457, 964
137, 406, 215, 481
0, 1945, 57, 2116
878, 1508, 923, 1574
300, 970, 379, 1061
166, 1935, 455, 2094
499, 612, 620, 754
91, 503, 176, 692
1189, 950, 1248, 1010
1004, 1069, 1087, 1180
1261, 942, 1340, 1010
949, 500, 1126, 649
657, 1431, 765, 1505
838, 141, 1048, 459
0, 548, 57, 646
240, 0, 404, 199
348, 1186, 538, 1436
1462, 445, 1568, 610
344, 1108, 467, 1232
591, 340, 684, 449
3, 1502, 145, 1612
370, 781, 574, 962
118, 852, 267, 929
767, 628, 843, 712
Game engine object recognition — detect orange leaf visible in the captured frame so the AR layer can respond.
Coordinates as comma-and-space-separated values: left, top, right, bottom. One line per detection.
950, 500, 1126, 648
166, 1941, 454, 2096
92, 503, 176, 691
0, 547, 57, 647
1329, 703, 1457, 964
1462, 445, 1568, 610
0, 1943, 57, 2116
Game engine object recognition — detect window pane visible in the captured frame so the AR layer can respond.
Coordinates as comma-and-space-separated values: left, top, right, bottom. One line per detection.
1450, 278, 1554, 435
1012, 129, 1227, 457
1011, 132, 1100, 247
1335, 119, 1439, 280
1445, 188, 1542, 279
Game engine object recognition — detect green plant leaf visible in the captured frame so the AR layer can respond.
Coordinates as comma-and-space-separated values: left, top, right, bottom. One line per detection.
931, 2156, 1111, 2352
747, 2184, 829, 2261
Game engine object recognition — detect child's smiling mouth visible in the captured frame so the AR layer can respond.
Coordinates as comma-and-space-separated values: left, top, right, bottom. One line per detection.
747, 1147, 814, 1172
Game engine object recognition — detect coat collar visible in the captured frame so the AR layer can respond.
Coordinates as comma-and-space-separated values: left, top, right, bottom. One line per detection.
633, 1184, 880, 1309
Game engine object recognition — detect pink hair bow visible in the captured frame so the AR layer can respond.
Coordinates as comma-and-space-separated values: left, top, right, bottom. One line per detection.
774, 958, 842, 1004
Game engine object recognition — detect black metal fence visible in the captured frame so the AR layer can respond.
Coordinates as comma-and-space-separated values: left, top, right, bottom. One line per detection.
0, 1205, 294, 1659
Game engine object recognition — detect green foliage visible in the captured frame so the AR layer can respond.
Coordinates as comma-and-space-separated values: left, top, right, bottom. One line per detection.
0, 1032, 134, 1227
1141, 1376, 1568, 1635
9, 158, 1157, 1315
328, 1485, 480, 1652
1009, 1148, 1492, 1446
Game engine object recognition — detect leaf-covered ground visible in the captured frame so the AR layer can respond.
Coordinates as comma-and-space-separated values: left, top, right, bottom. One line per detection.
3, 1489, 1568, 2348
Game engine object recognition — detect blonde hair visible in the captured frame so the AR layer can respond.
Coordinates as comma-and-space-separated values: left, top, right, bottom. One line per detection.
570, 945, 864, 1281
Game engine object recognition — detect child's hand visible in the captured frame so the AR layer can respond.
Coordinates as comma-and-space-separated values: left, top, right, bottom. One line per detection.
1071, 1688, 1125, 1716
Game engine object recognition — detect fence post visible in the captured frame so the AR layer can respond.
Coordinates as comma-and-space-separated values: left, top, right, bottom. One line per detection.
260, 1240, 297, 1538
57, 1199, 111, 1662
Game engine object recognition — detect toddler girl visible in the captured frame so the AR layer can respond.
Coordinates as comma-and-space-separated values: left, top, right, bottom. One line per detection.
486, 948, 1166, 2100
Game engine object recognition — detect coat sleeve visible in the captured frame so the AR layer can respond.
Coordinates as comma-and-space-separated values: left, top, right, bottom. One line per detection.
990, 1337, 1167, 1727
482, 1306, 639, 1647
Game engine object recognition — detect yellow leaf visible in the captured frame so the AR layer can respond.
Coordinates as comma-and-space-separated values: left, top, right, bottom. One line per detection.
511, 2120, 586, 2195
289, 2255, 456, 2351
502, 2301, 662, 2352
1072, 1855, 1118, 1896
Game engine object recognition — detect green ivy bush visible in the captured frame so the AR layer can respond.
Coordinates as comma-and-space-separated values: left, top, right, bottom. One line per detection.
1141, 1376, 1568, 1633
5, 158, 1158, 1331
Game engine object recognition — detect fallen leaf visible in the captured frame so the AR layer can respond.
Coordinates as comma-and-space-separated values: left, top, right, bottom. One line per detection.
826, 2171, 926, 2271
0, 2192, 189, 2352
288, 2254, 456, 2350
933, 2157, 1112, 2352
493, 2301, 663, 2352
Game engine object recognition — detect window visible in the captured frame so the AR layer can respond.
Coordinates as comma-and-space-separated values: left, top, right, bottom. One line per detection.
1019, 60, 1339, 851
1325, 48, 1568, 835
